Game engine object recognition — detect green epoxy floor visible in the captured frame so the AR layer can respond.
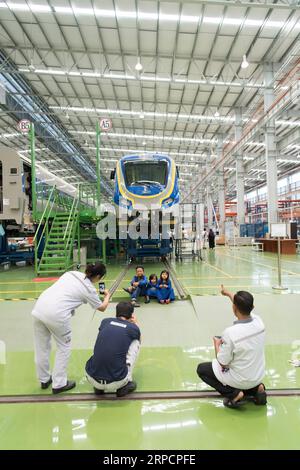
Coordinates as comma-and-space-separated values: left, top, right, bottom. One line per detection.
1, 248, 300, 449
0, 398, 300, 450
1, 247, 300, 300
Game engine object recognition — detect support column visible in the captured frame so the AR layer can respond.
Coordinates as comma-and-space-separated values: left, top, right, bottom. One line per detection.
198, 191, 204, 235
30, 122, 37, 222
207, 190, 213, 228
235, 108, 245, 227
264, 63, 278, 230
217, 137, 225, 235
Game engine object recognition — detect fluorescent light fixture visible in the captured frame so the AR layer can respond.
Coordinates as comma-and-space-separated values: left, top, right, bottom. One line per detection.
241, 55, 249, 69
70, 130, 216, 145
18, 66, 264, 89
50, 105, 235, 124
0, 4, 296, 31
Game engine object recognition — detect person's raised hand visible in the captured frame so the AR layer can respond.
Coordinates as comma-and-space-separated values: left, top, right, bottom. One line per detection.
220, 284, 230, 297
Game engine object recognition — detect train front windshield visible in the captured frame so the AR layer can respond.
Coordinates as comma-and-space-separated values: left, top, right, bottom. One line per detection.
124, 160, 168, 186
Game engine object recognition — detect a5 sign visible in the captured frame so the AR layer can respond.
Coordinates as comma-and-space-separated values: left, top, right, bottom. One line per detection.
18, 119, 31, 134
99, 117, 112, 132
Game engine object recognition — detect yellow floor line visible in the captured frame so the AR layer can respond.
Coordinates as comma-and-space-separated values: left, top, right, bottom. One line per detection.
0, 289, 45, 294
186, 284, 300, 290
265, 258, 300, 266
221, 252, 300, 276
202, 261, 233, 278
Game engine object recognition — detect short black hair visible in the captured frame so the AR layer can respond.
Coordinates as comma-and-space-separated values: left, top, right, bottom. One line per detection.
233, 291, 254, 315
116, 301, 134, 319
85, 262, 106, 280
135, 265, 144, 271
149, 273, 157, 281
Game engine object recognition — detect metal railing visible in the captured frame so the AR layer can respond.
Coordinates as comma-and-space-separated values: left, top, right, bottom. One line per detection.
34, 185, 57, 274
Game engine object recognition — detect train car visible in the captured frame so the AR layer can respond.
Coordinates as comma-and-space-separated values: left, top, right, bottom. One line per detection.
0, 146, 80, 227
113, 154, 179, 212
112, 154, 180, 259
0, 146, 28, 225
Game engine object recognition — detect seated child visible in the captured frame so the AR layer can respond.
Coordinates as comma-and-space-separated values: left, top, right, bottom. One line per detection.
123, 265, 148, 307
157, 270, 175, 304
145, 274, 159, 304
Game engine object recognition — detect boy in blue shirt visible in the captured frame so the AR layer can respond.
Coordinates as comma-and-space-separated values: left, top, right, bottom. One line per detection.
124, 265, 148, 308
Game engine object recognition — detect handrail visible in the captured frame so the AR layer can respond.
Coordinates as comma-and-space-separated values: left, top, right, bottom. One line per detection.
63, 197, 79, 241
34, 186, 57, 274
33, 185, 56, 244
64, 199, 79, 268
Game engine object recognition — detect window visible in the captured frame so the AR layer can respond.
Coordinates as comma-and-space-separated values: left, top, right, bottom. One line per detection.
124, 160, 168, 187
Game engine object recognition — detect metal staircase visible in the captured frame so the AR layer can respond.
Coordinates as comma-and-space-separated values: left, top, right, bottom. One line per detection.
34, 187, 79, 276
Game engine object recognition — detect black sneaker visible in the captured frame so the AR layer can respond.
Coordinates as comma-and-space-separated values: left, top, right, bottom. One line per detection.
116, 381, 137, 398
94, 387, 105, 395
254, 384, 267, 406
123, 288, 131, 294
131, 300, 140, 308
41, 377, 52, 390
52, 380, 76, 394
145, 296, 150, 304
223, 397, 247, 409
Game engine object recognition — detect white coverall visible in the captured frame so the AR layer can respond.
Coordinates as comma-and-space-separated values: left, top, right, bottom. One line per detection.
32, 271, 102, 389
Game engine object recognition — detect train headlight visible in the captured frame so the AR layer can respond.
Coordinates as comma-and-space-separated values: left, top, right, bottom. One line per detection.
120, 197, 132, 208
163, 197, 173, 206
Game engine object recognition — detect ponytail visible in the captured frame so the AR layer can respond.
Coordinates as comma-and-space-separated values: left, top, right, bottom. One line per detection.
85, 262, 106, 280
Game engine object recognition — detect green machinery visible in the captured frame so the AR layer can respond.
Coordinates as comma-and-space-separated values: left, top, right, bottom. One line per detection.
33, 183, 107, 276
30, 122, 108, 276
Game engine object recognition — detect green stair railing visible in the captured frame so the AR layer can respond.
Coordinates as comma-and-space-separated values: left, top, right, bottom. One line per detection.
63, 197, 79, 271
33, 185, 57, 275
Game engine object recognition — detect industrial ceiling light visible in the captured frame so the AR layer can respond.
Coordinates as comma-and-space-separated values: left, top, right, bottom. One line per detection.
65, 112, 70, 120
135, 59, 143, 72
214, 110, 220, 117
139, 111, 145, 119
241, 54, 249, 69
142, 140, 146, 146
28, 60, 35, 72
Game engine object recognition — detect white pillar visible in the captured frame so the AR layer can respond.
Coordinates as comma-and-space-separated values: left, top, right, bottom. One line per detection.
217, 137, 225, 235
235, 108, 245, 226
218, 173, 225, 235
264, 62, 278, 230
207, 190, 213, 228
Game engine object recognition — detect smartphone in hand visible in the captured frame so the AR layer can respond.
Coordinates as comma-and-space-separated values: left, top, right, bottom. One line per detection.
99, 282, 105, 295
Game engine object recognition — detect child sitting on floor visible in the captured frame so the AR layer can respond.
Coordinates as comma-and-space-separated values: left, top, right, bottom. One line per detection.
145, 274, 159, 304
157, 270, 175, 304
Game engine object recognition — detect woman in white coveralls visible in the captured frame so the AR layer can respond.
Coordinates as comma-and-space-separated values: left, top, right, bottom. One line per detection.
32, 262, 110, 394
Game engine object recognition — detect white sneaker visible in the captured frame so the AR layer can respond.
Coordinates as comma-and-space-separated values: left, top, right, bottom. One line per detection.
288, 359, 300, 367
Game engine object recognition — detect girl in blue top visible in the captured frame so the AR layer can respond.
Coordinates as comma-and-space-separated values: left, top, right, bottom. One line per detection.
157, 270, 175, 304
145, 274, 159, 304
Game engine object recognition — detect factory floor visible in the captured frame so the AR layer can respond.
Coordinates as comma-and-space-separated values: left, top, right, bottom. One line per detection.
1, 247, 300, 449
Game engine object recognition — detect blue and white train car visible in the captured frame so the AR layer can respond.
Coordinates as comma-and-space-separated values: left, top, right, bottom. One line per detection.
113, 154, 179, 212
